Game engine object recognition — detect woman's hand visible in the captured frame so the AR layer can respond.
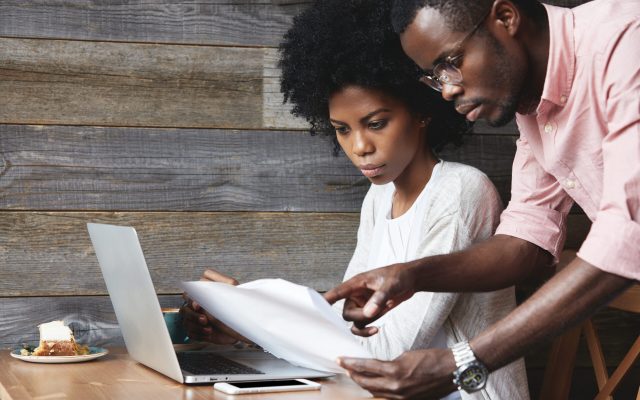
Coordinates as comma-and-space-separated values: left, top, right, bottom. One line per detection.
180, 269, 250, 344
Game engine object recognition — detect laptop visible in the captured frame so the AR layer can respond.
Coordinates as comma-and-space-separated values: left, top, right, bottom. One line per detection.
88, 222, 332, 384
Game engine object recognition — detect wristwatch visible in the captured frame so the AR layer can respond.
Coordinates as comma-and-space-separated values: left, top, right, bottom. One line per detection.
451, 341, 488, 393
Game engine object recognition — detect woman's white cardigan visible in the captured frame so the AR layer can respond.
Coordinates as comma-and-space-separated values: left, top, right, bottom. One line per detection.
338, 161, 530, 400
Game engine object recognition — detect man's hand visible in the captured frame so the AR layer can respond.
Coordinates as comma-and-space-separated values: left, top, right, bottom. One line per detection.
338, 349, 458, 399
180, 269, 250, 344
324, 263, 417, 334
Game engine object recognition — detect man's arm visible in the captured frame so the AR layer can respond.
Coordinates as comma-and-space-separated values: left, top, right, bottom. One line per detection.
471, 255, 632, 371
408, 233, 552, 292
325, 233, 551, 325
336, 256, 632, 399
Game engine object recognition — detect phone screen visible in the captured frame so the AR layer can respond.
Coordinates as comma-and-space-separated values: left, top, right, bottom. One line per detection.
230, 380, 307, 388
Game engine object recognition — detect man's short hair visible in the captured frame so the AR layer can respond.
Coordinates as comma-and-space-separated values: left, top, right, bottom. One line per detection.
391, 0, 543, 34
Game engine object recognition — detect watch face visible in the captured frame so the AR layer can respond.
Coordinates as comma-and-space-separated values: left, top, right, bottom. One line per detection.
459, 364, 487, 390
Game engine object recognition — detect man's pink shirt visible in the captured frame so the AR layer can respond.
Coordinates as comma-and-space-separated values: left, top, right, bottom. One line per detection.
495, 0, 640, 280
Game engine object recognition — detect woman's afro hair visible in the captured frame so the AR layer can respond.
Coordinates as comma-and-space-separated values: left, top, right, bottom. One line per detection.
279, 0, 470, 153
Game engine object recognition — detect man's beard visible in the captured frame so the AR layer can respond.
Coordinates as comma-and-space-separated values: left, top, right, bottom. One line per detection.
487, 97, 519, 127
484, 31, 525, 127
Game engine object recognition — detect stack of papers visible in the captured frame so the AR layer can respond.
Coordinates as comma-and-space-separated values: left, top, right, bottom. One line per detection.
181, 279, 371, 373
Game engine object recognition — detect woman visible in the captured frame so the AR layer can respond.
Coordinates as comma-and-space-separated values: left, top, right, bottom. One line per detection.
183, 0, 529, 398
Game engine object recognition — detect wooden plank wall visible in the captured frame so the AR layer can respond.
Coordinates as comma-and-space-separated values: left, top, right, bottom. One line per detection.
0, 1, 637, 395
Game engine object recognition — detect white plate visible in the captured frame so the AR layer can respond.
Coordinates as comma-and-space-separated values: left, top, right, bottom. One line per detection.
10, 347, 108, 364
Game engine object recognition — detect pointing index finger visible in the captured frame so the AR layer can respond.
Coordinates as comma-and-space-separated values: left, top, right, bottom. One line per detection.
323, 279, 359, 304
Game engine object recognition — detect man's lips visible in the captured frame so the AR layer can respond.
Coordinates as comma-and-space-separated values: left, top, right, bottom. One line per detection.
359, 164, 385, 178
456, 103, 482, 121
455, 102, 479, 115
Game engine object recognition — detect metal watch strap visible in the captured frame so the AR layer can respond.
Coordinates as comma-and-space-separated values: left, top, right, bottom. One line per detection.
451, 340, 476, 367
451, 340, 488, 393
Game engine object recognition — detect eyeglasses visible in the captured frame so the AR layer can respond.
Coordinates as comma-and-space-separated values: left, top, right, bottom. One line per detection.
420, 9, 491, 92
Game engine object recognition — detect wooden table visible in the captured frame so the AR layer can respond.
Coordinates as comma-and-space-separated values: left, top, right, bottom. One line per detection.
0, 348, 374, 400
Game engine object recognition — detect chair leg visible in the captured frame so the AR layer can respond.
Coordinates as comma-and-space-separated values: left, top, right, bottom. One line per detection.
539, 325, 582, 400
594, 335, 640, 400
583, 319, 611, 399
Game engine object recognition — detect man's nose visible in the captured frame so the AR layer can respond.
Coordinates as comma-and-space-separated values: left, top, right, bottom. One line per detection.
441, 83, 463, 102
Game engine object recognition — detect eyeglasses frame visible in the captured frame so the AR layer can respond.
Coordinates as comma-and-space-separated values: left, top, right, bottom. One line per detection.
419, 8, 493, 92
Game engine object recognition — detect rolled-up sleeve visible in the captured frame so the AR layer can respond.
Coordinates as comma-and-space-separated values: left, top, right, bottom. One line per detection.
578, 21, 640, 281
496, 136, 574, 262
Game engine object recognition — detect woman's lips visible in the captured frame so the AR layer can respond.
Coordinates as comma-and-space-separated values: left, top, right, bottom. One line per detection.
360, 164, 385, 178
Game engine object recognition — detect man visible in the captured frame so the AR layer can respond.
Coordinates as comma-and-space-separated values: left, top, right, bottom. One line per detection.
324, 0, 639, 398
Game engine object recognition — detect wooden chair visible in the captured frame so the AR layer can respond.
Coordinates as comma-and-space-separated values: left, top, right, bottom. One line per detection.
539, 250, 640, 400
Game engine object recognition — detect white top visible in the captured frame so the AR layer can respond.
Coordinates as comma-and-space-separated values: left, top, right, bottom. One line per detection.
368, 162, 458, 400
338, 161, 530, 400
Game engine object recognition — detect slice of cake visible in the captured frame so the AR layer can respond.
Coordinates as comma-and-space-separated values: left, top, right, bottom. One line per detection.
32, 320, 85, 356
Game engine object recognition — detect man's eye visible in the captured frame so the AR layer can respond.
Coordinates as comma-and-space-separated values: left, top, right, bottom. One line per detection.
369, 120, 387, 130
449, 54, 463, 68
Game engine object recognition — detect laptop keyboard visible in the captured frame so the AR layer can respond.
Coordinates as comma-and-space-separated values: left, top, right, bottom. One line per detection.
177, 352, 265, 375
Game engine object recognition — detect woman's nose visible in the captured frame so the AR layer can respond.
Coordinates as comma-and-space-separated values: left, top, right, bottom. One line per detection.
352, 130, 373, 156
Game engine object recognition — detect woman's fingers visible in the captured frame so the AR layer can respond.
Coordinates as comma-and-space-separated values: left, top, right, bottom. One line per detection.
201, 269, 239, 285
205, 311, 252, 343
179, 268, 246, 344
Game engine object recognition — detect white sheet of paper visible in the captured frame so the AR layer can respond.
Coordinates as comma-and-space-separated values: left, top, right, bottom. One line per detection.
181, 279, 371, 373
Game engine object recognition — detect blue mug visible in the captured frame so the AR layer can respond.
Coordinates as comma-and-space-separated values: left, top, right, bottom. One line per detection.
161, 308, 189, 344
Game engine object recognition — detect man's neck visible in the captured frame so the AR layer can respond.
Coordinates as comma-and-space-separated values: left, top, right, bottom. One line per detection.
517, 6, 550, 115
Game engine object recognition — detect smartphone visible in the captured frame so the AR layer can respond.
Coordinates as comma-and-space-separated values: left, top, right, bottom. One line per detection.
213, 379, 321, 394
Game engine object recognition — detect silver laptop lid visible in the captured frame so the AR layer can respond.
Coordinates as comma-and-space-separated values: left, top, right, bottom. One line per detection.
88, 223, 184, 383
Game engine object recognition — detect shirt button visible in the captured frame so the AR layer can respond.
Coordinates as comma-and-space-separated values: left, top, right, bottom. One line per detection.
560, 95, 567, 104
544, 123, 553, 133
565, 179, 576, 189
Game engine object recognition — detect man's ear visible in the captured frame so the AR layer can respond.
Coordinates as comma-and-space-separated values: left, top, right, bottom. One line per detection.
491, 0, 521, 37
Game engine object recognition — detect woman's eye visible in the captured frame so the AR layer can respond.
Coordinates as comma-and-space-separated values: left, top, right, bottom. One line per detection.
333, 126, 349, 134
369, 120, 387, 130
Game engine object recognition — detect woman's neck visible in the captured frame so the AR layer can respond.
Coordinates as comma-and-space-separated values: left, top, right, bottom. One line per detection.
391, 150, 438, 218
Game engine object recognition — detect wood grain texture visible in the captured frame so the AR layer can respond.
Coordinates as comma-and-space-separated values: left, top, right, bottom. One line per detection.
441, 134, 516, 177
262, 46, 308, 130
471, 120, 519, 136
0, 38, 541, 134
0, 124, 366, 212
0, 125, 518, 211
0, 0, 312, 47
0, 38, 264, 129
0, 0, 592, 49
0, 211, 358, 297
524, 307, 640, 369
0, 295, 183, 349
0, 213, 594, 301
0, 349, 372, 400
